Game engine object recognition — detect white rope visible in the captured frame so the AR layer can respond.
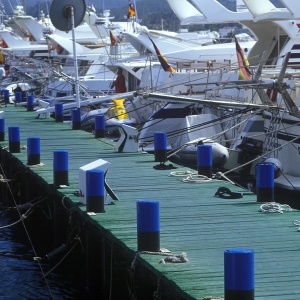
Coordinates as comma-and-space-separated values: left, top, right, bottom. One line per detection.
0, 218, 22, 229
292, 220, 300, 232
259, 203, 292, 213
181, 174, 213, 183
292, 220, 300, 226
159, 252, 188, 264
139, 250, 173, 256
169, 170, 228, 183
0, 205, 33, 229
169, 170, 193, 177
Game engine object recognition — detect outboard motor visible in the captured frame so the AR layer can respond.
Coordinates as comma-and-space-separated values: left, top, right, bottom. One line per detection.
236, 137, 263, 174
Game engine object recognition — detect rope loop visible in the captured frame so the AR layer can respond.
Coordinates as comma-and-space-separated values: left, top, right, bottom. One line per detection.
181, 174, 212, 183
169, 170, 193, 177
292, 220, 300, 226
159, 252, 188, 264
259, 203, 292, 213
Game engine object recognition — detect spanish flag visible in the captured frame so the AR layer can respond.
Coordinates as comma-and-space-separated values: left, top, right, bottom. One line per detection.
128, 4, 135, 18
235, 36, 252, 80
148, 36, 176, 73
109, 30, 117, 46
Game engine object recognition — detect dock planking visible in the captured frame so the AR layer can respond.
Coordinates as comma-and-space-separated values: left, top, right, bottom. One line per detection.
1, 104, 300, 300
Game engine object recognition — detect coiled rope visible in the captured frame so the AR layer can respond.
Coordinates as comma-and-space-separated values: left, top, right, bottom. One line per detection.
169, 170, 217, 183
259, 203, 292, 213
159, 252, 188, 264
181, 174, 213, 183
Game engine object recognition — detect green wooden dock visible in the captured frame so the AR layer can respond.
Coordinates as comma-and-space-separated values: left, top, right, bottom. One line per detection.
1, 104, 300, 300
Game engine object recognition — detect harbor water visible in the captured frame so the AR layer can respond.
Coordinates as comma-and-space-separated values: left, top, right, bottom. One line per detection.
0, 210, 85, 299
0, 209, 130, 300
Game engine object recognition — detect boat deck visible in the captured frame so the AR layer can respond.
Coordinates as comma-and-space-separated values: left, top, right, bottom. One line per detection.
1, 104, 300, 300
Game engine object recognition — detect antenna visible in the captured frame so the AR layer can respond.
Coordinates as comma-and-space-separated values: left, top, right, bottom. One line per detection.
49, 0, 86, 109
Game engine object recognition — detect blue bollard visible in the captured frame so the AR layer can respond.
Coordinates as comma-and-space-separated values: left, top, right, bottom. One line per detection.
4, 89, 9, 104
154, 132, 167, 163
197, 144, 212, 178
27, 95, 34, 111
55, 103, 64, 122
86, 170, 105, 213
224, 248, 254, 300
8, 126, 20, 153
94, 115, 105, 138
27, 137, 40, 165
256, 163, 274, 202
72, 108, 81, 130
15, 92, 22, 103
0, 118, 4, 141
137, 200, 160, 252
53, 150, 68, 186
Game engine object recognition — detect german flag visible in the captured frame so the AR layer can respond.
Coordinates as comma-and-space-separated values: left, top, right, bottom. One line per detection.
148, 36, 176, 73
128, 4, 135, 18
235, 36, 252, 80
109, 30, 117, 46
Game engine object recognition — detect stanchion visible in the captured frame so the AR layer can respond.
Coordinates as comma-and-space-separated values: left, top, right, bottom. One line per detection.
94, 115, 105, 138
27, 95, 34, 111
72, 108, 81, 130
224, 248, 254, 300
0, 118, 4, 141
86, 169, 105, 213
4, 90, 9, 104
53, 150, 68, 186
27, 137, 40, 165
8, 126, 20, 153
256, 163, 274, 202
15, 92, 22, 103
197, 144, 212, 178
137, 200, 160, 252
55, 103, 64, 122
154, 132, 167, 163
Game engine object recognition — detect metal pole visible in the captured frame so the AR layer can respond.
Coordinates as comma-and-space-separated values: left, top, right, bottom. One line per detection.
71, 7, 80, 109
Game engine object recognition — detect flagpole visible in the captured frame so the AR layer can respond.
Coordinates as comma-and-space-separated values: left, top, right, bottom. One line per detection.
132, 0, 138, 30
70, 7, 80, 109
149, 54, 153, 92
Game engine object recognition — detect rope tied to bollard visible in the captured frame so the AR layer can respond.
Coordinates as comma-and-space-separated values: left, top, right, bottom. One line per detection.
259, 203, 292, 213
126, 250, 188, 299
139, 249, 188, 263
127, 252, 138, 300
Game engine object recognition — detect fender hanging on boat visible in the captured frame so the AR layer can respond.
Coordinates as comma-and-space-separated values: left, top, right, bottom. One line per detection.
106, 98, 138, 131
